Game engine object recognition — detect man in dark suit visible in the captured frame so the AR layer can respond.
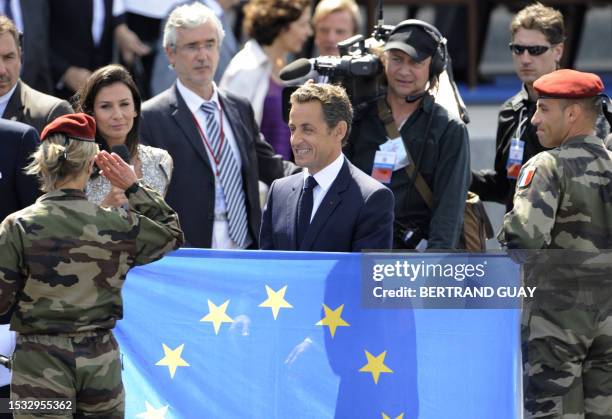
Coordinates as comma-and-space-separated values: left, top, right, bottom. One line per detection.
1, 0, 54, 93
0, 16, 72, 133
140, 2, 292, 249
0, 118, 40, 417
260, 83, 394, 252
48, 0, 150, 99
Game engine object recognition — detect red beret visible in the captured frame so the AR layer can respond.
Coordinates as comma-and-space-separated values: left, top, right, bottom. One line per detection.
534, 69, 604, 99
40, 113, 96, 142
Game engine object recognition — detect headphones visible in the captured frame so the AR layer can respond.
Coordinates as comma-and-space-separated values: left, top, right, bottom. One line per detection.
391, 19, 448, 82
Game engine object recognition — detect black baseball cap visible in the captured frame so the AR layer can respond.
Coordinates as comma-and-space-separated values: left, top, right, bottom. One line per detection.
384, 25, 437, 63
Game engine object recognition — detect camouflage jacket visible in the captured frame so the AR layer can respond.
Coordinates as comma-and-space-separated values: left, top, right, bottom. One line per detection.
0, 184, 184, 333
499, 135, 612, 250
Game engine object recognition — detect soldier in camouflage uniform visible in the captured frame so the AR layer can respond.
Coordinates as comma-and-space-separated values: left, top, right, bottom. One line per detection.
0, 113, 184, 418
499, 70, 612, 418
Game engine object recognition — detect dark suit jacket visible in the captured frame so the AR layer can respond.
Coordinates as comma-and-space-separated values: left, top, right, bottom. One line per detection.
140, 84, 293, 248
3, 80, 73, 134
49, 0, 124, 97
20, 0, 53, 94
0, 118, 40, 221
260, 159, 395, 252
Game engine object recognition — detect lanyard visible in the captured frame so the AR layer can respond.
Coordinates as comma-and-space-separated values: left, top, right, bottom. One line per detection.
193, 105, 225, 176
514, 107, 528, 140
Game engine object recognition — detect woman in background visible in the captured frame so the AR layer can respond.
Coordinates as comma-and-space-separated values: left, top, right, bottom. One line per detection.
221, 0, 312, 160
75, 64, 173, 207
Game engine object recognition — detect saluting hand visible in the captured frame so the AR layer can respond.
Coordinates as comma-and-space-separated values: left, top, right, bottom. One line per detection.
95, 151, 138, 191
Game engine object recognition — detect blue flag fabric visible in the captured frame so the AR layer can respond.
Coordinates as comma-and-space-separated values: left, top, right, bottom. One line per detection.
115, 249, 521, 419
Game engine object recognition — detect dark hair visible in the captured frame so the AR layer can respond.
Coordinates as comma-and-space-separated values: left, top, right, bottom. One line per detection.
290, 83, 353, 144
73, 64, 141, 159
244, 0, 310, 46
510, 2, 565, 45
561, 96, 603, 126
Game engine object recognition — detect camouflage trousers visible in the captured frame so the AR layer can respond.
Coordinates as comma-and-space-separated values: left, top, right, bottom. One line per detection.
522, 287, 612, 418
10, 330, 124, 418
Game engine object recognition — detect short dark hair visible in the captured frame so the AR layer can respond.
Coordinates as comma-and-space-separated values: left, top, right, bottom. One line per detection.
244, 0, 310, 46
561, 96, 602, 126
290, 83, 353, 144
73, 65, 142, 159
510, 2, 565, 45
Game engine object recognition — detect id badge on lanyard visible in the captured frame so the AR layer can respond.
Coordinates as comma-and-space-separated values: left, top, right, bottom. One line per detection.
506, 109, 527, 180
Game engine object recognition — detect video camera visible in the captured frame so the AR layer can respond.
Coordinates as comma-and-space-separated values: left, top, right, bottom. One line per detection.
279, 15, 469, 125
279, 26, 394, 117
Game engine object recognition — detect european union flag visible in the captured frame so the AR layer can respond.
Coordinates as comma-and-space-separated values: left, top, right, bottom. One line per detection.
115, 249, 520, 418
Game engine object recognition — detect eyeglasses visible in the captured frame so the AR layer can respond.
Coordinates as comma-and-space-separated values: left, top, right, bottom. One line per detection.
174, 41, 217, 54
508, 43, 551, 56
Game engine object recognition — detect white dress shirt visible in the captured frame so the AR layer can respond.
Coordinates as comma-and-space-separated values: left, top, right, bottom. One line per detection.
304, 153, 345, 222
0, 82, 18, 118
176, 79, 249, 249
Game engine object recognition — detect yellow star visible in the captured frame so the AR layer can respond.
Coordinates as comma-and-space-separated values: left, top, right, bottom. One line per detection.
316, 303, 350, 338
382, 413, 404, 419
259, 285, 293, 319
200, 299, 234, 334
359, 350, 393, 384
155, 343, 190, 379
136, 401, 169, 419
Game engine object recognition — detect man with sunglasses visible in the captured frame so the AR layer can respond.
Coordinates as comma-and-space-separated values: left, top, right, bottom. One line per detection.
471, 3, 564, 212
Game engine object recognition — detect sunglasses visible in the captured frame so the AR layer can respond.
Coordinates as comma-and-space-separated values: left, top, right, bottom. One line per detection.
508, 43, 551, 56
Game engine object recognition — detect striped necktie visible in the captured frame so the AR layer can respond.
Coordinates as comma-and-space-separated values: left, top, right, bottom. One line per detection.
201, 101, 249, 248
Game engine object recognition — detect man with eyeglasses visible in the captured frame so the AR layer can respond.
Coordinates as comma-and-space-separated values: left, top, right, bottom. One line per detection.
140, 2, 294, 248
471, 3, 566, 213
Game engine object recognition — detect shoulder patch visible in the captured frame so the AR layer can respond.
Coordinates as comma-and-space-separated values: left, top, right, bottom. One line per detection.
517, 167, 536, 188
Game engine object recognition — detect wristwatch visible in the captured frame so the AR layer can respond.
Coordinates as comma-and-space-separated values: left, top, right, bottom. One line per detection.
124, 182, 140, 197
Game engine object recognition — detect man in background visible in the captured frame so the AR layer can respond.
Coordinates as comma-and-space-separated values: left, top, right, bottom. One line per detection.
311, 0, 360, 57
141, 2, 293, 248
0, 16, 72, 133
0, 118, 40, 419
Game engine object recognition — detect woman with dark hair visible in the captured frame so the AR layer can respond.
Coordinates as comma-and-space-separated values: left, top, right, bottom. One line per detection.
75, 64, 173, 207
220, 0, 312, 160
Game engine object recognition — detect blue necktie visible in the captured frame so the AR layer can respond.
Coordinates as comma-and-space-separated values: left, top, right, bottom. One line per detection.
201, 101, 249, 248
296, 176, 318, 247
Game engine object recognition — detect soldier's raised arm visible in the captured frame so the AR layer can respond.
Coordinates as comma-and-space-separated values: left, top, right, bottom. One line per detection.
96, 150, 184, 265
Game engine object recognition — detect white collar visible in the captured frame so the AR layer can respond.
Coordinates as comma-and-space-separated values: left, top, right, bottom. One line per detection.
176, 79, 221, 114
304, 153, 345, 192
243, 39, 270, 67
0, 82, 18, 107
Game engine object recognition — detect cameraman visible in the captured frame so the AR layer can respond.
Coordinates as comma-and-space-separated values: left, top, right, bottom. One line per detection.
344, 20, 470, 250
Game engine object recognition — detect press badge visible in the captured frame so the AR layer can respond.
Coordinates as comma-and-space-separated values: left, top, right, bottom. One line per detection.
506, 138, 525, 180
379, 136, 409, 170
371, 151, 396, 184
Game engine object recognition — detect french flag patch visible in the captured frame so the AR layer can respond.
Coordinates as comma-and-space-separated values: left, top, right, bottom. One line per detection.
517, 167, 536, 188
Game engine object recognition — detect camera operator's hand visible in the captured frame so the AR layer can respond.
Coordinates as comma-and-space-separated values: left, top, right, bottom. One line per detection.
95, 151, 138, 191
